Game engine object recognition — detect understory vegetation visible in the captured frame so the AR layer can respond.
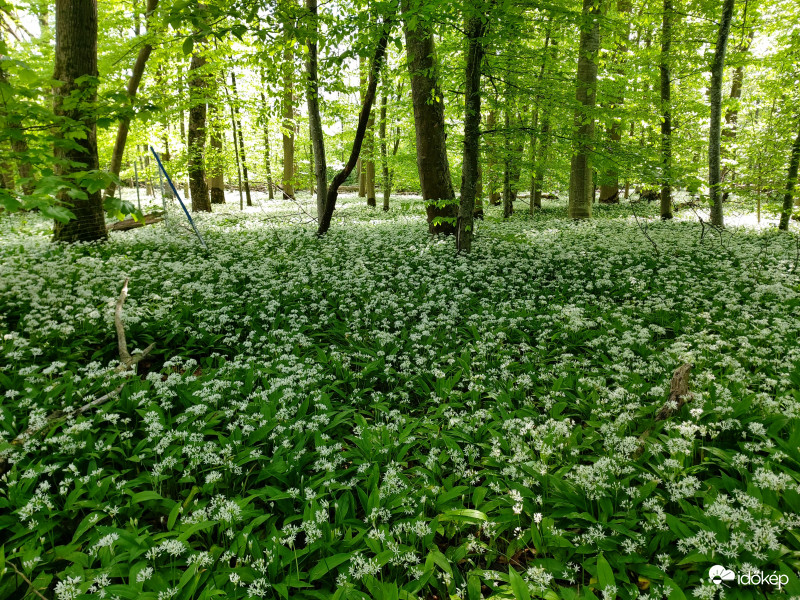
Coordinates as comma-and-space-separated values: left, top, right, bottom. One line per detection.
2, 198, 800, 599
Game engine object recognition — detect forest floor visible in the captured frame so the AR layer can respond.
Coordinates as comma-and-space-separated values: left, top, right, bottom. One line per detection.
1, 195, 800, 600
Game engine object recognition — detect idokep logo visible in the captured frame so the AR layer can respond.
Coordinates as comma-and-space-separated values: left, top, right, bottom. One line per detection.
708, 565, 790, 591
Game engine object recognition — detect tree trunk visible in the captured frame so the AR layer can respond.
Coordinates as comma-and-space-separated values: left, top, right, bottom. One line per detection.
533, 36, 557, 209
475, 164, 484, 218
503, 108, 513, 218
259, 91, 275, 200
708, 0, 735, 228
358, 57, 367, 199
380, 80, 390, 210
402, 0, 457, 234
52, 0, 107, 243
457, 7, 487, 252
486, 110, 500, 206
208, 93, 225, 204
721, 31, 753, 198
187, 48, 210, 212
318, 18, 392, 235
568, 0, 601, 220
230, 71, 252, 206
659, 0, 673, 219
779, 123, 800, 231
282, 33, 295, 199
305, 0, 327, 219
104, 0, 159, 200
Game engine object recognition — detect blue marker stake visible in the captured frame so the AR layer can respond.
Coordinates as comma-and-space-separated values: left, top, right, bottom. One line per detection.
149, 146, 208, 250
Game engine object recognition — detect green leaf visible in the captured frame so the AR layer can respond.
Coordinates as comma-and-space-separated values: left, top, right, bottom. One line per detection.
183, 37, 194, 55
508, 566, 531, 600
309, 553, 352, 581
596, 553, 615, 591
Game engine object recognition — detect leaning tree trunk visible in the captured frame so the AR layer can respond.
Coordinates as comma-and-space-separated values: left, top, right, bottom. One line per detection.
282, 33, 295, 199
52, 0, 107, 243
708, 0, 735, 228
659, 0, 673, 219
403, 0, 457, 234
305, 0, 327, 220
568, 0, 601, 220
187, 48, 211, 212
104, 0, 159, 200
457, 6, 488, 252
317, 18, 392, 235
779, 123, 800, 231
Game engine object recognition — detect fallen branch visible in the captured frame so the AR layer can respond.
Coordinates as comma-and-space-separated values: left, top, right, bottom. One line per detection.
107, 212, 164, 232
0, 279, 155, 474
7, 561, 48, 600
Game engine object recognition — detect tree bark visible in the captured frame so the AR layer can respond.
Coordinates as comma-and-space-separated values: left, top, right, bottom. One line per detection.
259, 90, 275, 200
380, 80, 390, 211
486, 110, 500, 206
457, 6, 487, 252
208, 86, 225, 205
779, 123, 800, 231
659, 0, 673, 219
305, 0, 327, 220
533, 36, 557, 210
366, 112, 376, 206
187, 48, 211, 212
708, 0, 735, 228
282, 31, 295, 199
52, 0, 107, 243
568, 0, 601, 220
230, 71, 252, 206
503, 108, 513, 218
721, 31, 753, 198
317, 18, 392, 235
402, 0, 457, 234
104, 0, 159, 200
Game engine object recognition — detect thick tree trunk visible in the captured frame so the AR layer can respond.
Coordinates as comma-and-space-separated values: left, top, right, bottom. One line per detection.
305, 0, 327, 219
708, 0, 735, 228
52, 0, 107, 243
104, 0, 159, 200
779, 123, 800, 231
659, 0, 673, 219
230, 71, 252, 206
457, 7, 487, 252
187, 49, 211, 212
317, 18, 392, 235
282, 34, 295, 199
380, 82, 390, 210
403, 0, 457, 234
568, 0, 601, 220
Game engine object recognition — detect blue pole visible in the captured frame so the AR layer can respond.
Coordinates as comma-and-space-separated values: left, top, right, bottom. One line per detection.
149, 146, 208, 250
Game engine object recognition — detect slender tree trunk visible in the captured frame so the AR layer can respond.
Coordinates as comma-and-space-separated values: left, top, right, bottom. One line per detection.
259, 91, 275, 200
228, 101, 244, 210
52, 0, 107, 243
104, 0, 159, 200
529, 109, 539, 214
708, 0, 735, 228
282, 33, 295, 199
659, 0, 673, 219
533, 35, 557, 210
187, 48, 210, 212
358, 57, 367, 199
0, 57, 34, 195
403, 0, 457, 234
208, 87, 225, 204
229, 71, 252, 206
721, 31, 753, 199
503, 108, 513, 218
457, 6, 487, 252
475, 164, 484, 218
318, 18, 392, 235
366, 112, 376, 206
380, 81, 390, 210
568, 0, 601, 220
305, 0, 327, 219
779, 123, 800, 231
486, 110, 500, 206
